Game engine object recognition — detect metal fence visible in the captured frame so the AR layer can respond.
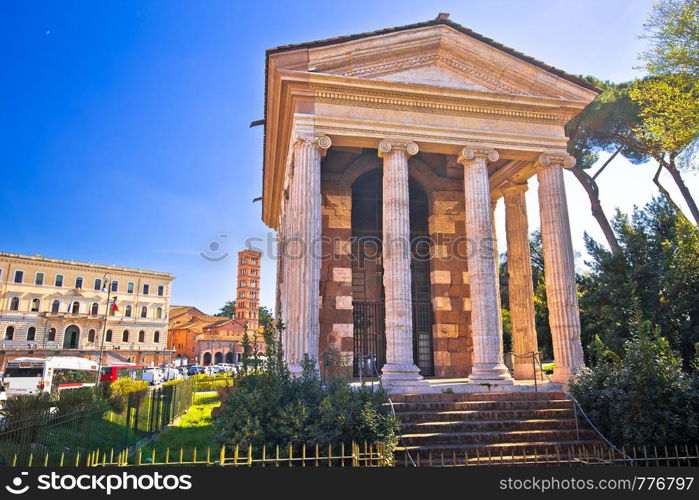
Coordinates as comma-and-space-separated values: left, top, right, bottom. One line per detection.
398, 444, 699, 467
86, 441, 389, 467
0, 378, 195, 466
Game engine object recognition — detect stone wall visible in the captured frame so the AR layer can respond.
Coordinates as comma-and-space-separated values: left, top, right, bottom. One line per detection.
319, 169, 354, 376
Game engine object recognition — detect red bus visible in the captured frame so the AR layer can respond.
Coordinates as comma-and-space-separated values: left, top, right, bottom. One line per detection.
99, 364, 144, 383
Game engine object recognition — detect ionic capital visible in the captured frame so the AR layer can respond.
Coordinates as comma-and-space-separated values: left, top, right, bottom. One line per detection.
502, 181, 529, 198
378, 138, 419, 158
458, 146, 499, 165
293, 134, 332, 156
536, 151, 576, 170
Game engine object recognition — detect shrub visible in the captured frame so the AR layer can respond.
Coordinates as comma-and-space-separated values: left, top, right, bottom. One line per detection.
570, 322, 699, 448
192, 374, 232, 392
54, 387, 105, 416
109, 378, 148, 398
162, 379, 186, 388
212, 359, 399, 459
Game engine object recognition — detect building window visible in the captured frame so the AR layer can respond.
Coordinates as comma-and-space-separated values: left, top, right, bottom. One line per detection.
240, 269, 246, 275
241, 258, 247, 264
154, 331, 160, 343
127, 282, 135, 293
47, 327, 56, 341
31, 298, 40, 312
13, 270, 23, 283
142, 284, 150, 295
240, 280, 246, 287
35, 272, 44, 285
94, 278, 102, 291
51, 300, 60, 313
71, 301, 80, 314
122, 330, 129, 342
106, 329, 112, 342
138, 330, 145, 343
5, 326, 14, 340
75, 276, 83, 288
140, 306, 147, 318
9, 297, 19, 311
27, 327, 36, 341
155, 307, 162, 319
111, 280, 119, 292
125, 305, 132, 317
251, 269, 258, 275
251, 280, 257, 288
88, 329, 96, 342
54, 274, 64, 287
157, 285, 164, 296
91, 303, 99, 315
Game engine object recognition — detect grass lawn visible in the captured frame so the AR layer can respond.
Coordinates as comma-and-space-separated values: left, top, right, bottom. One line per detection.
141, 392, 220, 462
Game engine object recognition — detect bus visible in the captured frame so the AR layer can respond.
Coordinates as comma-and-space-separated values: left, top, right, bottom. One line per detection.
2, 357, 98, 396
99, 363, 144, 384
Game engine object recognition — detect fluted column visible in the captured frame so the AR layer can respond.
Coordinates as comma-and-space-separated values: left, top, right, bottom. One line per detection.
537, 152, 585, 383
283, 134, 331, 375
503, 181, 539, 379
378, 139, 422, 382
458, 147, 512, 382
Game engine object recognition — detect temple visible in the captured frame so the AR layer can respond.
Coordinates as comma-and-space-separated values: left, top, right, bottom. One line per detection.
261, 15, 598, 391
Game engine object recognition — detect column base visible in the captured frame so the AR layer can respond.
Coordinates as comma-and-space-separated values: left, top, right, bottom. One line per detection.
468, 363, 513, 384
380, 363, 423, 382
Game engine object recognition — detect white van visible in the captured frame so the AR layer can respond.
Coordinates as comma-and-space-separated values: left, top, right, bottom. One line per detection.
2, 357, 98, 395
141, 368, 164, 385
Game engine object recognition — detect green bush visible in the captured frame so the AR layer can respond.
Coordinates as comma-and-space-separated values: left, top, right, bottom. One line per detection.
192, 374, 232, 392
570, 322, 699, 448
54, 387, 105, 415
212, 359, 398, 459
109, 378, 149, 398
162, 378, 186, 388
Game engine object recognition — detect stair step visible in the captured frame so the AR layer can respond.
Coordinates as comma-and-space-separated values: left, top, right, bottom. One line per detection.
392, 399, 573, 412
395, 408, 575, 422
400, 429, 597, 445
396, 439, 605, 455
401, 418, 580, 433
391, 392, 565, 403
394, 449, 614, 467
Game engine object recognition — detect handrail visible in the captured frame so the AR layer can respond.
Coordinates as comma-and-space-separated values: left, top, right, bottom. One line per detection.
511, 351, 633, 464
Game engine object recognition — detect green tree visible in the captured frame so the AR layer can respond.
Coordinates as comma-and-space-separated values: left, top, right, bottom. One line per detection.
628, 74, 699, 223
258, 305, 273, 328
579, 198, 699, 366
215, 300, 236, 318
640, 0, 699, 77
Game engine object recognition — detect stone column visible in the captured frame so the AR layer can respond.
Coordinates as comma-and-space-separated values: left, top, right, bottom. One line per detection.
503, 181, 539, 379
283, 134, 331, 375
378, 139, 422, 382
458, 147, 512, 382
537, 153, 584, 383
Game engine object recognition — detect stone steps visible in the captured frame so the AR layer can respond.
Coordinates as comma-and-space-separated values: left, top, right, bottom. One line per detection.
396, 408, 575, 422
391, 399, 573, 412
402, 417, 580, 433
391, 390, 609, 466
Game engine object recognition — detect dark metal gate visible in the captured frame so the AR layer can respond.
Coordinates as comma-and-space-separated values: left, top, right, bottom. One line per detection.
352, 301, 385, 377
412, 301, 434, 376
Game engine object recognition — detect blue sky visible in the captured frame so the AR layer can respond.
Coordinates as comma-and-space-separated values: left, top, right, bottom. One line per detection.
2, 0, 697, 314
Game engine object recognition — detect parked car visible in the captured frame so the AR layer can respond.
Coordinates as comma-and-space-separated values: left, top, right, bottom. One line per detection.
161, 367, 182, 382
187, 365, 205, 376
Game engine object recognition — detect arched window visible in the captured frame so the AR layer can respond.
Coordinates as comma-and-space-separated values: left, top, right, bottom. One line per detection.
106, 329, 113, 342
5, 326, 14, 340
51, 300, 60, 313
138, 330, 145, 343
125, 305, 132, 317
31, 298, 40, 312
9, 297, 19, 311
140, 306, 147, 318
122, 330, 129, 342
48, 328, 56, 341
88, 329, 96, 342
153, 331, 160, 343
71, 301, 80, 314
27, 326, 36, 341
91, 303, 99, 315
155, 307, 162, 319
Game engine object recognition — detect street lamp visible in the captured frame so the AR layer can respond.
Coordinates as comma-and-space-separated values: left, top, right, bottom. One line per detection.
95, 272, 114, 384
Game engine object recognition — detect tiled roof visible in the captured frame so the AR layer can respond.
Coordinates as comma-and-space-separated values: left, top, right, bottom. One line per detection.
266, 16, 598, 92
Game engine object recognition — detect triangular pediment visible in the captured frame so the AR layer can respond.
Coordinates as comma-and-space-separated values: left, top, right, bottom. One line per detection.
297, 23, 597, 101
